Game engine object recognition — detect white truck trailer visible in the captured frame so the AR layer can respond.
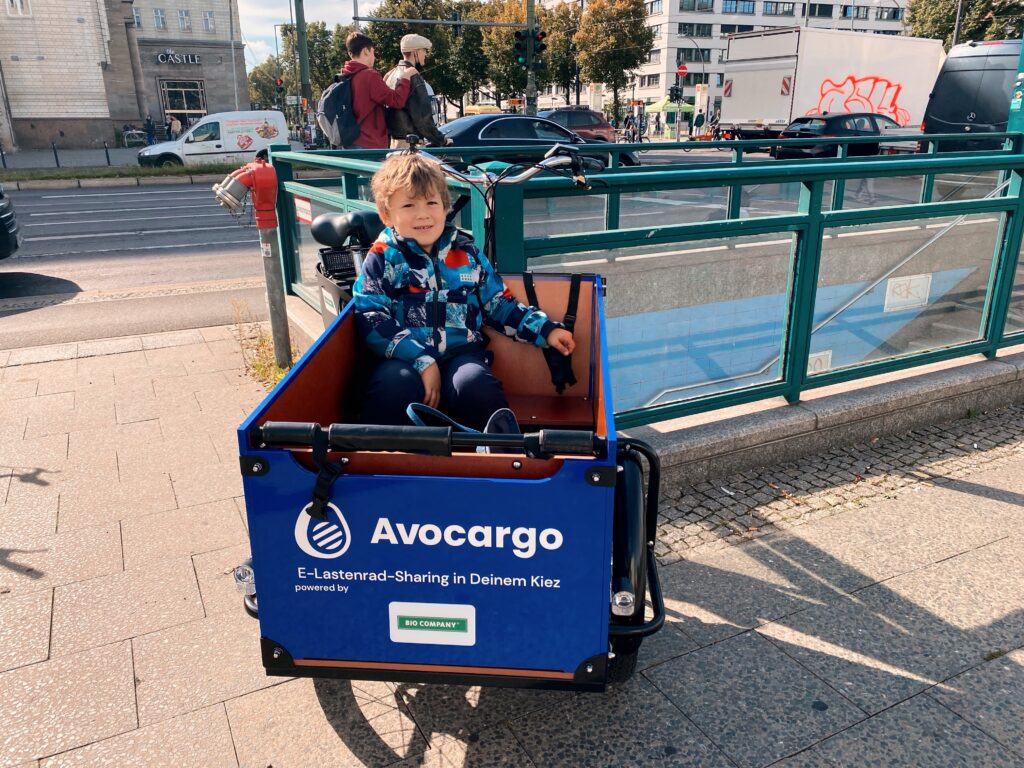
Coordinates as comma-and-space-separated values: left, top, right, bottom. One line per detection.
719, 27, 945, 139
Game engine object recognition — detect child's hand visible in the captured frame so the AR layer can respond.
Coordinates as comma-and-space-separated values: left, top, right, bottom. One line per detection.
420, 363, 441, 408
546, 328, 575, 356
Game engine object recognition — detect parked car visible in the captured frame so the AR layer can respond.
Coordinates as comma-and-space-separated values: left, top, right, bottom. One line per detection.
439, 114, 639, 167
537, 107, 616, 143
770, 112, 913, 159
137, 110, 287, 167
922, 39, 1022, 152
0, 183, 21, 260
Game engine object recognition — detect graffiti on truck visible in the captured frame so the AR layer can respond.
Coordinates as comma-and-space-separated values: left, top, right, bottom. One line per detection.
808, 75, 910, 126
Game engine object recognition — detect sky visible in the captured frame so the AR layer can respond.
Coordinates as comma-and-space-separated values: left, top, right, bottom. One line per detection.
236, 0, 377, 71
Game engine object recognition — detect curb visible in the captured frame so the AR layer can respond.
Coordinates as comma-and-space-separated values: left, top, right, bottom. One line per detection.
10, 173, 232, 191
629, 349, 1024, 486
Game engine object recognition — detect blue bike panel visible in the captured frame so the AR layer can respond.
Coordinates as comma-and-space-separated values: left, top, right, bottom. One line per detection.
244, 454, 614, 673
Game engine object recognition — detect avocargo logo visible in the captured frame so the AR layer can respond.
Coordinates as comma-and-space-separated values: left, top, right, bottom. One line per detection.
371, 518, 563, 560
295, 503, 352, 559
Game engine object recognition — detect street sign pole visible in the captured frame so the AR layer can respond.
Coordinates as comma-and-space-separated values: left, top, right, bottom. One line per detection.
525, 0, 538, 116
675, 63, 687, 142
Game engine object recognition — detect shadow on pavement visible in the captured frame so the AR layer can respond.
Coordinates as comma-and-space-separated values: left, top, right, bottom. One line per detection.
0, 273, 81, 317
305, 445, 1024, 766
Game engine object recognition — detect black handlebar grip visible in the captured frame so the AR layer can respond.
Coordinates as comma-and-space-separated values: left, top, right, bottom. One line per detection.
581, 157, 605, 171
537, 430, 599, 456
328, 424, 452, 455
257, 421, 321, 446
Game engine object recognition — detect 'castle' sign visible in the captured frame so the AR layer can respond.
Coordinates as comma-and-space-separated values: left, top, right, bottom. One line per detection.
156, 49, 201, 65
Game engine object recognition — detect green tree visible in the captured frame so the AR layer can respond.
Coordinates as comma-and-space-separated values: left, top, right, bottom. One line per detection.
574, 0, 655, 117
248, 56, 283, 111
478, 0, 527, 103
907, 0, 1023, 48
442, 0, 489, 114
545, 2, 583, 105
280, 21, 338, 95
328, 23, 354, 75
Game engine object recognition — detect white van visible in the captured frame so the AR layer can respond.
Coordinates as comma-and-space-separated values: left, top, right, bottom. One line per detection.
137, 110, 288, 167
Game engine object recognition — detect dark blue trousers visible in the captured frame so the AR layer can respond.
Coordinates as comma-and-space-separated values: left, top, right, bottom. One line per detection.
362, 350, 509, 431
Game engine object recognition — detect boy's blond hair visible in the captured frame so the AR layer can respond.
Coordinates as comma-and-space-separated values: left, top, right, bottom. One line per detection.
371, 153, 451, 214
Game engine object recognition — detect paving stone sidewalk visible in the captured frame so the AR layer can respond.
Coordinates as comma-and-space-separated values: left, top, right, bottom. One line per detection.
2, 327, 1024, 767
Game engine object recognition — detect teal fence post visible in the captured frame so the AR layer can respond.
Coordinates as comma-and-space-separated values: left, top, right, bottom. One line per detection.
605, 152, 621, 231
490, 184, 526, 272
919, 140, 938, 203
341, 172, 360, 205
783, 180, 826, 404
269, 144, 297, 289
984, 168, 1024, 356
727, 150, 744, 219
829, 143, 849, 211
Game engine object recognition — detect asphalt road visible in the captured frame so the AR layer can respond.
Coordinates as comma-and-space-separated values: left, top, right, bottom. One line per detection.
0, 182, 266, 348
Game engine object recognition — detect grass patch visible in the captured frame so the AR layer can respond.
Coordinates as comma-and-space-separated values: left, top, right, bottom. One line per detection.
0, 162, 240, 183
232, 300, 294, 389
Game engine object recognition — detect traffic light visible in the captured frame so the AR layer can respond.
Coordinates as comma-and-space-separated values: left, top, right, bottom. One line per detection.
275, 78, 285, 95
514, 30, 528, 68
531, 27, 547, 72
668, 85, 681, 102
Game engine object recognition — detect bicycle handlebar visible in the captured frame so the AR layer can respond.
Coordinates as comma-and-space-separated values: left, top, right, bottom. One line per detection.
253, 421, 607, 458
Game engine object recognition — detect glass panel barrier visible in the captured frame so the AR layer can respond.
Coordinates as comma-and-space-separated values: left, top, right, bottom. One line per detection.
533, 233, 796, 411
842, 174, 925, 209
619, 186, 730, 226
1004, 237, 1024, 337
809, 213, 1003, 375
524, 195, 607, 237
932, 170, 1003, 203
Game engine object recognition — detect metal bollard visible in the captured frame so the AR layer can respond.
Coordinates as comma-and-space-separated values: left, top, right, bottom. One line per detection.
103, 141, 110, 166
51, 141, 60, 168
0, 140, 6, 169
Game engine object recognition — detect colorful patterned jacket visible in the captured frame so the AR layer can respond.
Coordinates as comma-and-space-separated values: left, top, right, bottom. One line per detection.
353, 225, 557, 373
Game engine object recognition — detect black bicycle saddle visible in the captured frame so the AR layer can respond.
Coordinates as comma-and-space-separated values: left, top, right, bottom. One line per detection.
310, 211, 384, 249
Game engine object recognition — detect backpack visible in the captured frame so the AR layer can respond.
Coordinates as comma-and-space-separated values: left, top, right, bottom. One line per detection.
316, 72, 362, 148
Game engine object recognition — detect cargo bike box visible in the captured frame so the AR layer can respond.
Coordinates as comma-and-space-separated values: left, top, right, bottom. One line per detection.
237, 268, 663, 693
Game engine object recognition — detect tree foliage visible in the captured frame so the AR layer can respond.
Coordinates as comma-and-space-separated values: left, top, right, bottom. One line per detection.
545, 2, 583, 105
906, 0, 1023, 48
280, 21, 347, 95
247, 56, 282, 110
478, 0, 528, 102
574, 0, 655, 115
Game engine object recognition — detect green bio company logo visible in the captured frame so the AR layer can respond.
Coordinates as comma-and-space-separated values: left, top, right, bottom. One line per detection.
295, 502, 351, 559
390, 602, 476, 646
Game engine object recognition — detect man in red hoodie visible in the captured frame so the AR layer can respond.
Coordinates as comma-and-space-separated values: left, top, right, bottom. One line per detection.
341, 32, 416, 149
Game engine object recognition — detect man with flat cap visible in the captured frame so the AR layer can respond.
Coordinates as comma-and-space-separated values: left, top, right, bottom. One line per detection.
384, 34, 449, 147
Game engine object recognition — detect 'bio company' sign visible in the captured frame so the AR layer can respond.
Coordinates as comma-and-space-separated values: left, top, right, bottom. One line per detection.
156, 49, 201, 65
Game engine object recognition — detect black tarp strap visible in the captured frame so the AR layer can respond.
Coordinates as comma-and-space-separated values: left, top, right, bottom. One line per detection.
307, 427, 341, 521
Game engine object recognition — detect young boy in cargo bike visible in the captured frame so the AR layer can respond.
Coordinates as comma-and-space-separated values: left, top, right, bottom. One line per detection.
353, 153, 575, 431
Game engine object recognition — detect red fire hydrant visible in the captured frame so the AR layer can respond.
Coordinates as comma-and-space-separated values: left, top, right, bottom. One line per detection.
213, 157, 291, 368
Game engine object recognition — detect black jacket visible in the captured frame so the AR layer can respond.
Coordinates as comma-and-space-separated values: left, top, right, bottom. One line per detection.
383, 61, 445, 146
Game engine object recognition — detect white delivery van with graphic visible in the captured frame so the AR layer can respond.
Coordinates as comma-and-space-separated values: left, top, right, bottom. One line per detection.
719, 28, 945, 139
137, 110, 288, 167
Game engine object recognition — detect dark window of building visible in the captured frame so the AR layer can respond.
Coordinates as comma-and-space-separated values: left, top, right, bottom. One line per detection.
721, 23, 755, 32
679, 22, 713, 36
680, 0, 714, 11
677, 47, 711, 62
154, 8, 166, 29
876, 6, 902, 19
203, 11, 215, 31
808, 3, 833, 16
763, 2, 795, 14
178, 9, 191, 31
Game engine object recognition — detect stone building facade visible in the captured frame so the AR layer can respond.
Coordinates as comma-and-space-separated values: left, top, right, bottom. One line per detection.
0, 0, 244, 150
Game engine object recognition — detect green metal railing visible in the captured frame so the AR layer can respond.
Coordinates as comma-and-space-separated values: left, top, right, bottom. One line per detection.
269, 134, 1024, 428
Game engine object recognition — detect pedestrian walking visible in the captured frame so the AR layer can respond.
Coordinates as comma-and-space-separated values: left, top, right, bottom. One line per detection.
384, 34, 449, 147
653, 113, 661, 137
144, 115, 156, 145
340, 31, 415, 149
693, 109, 705, 137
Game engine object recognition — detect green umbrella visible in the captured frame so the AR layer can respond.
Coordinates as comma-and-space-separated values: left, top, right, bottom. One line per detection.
645, 95, 694, 114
